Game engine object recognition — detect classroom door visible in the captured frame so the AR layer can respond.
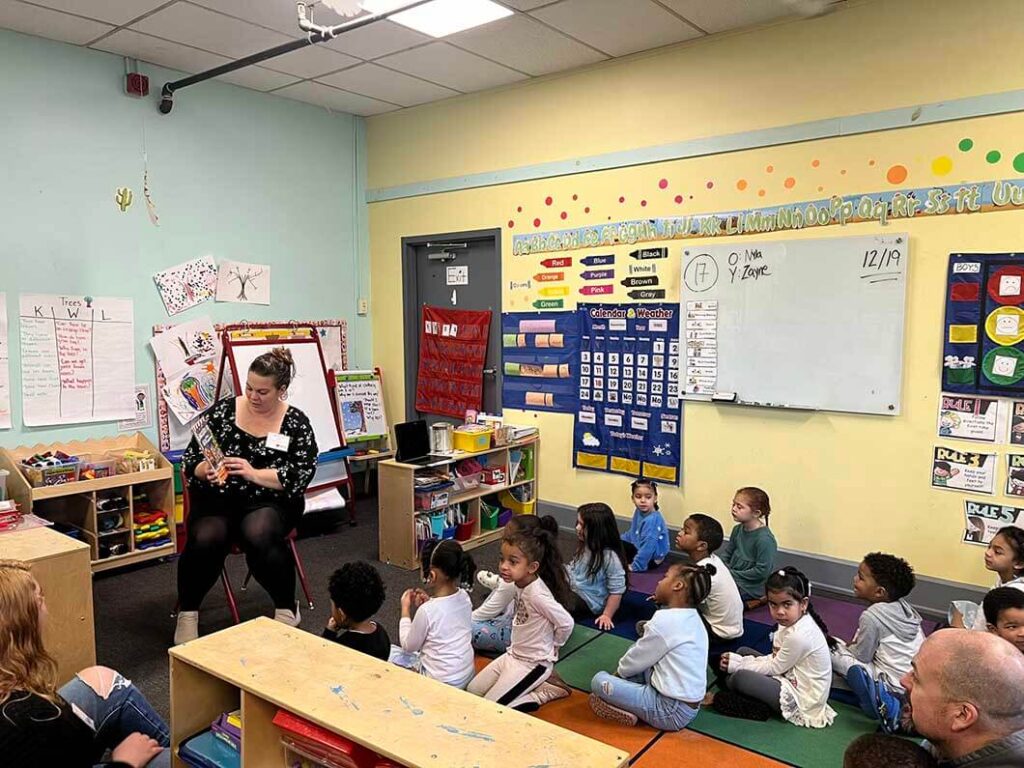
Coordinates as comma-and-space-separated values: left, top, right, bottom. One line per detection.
402, 229, 502, 424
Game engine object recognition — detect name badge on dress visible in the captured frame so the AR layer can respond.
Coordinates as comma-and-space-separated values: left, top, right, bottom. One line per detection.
266, 432, 290, 452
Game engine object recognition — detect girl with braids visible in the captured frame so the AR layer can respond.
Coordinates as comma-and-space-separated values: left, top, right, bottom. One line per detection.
709, 567, 836, 728
175, 347, 319, 644
467, 517, 574, 711
588, 562, 713, 730
398, 540, 476, 688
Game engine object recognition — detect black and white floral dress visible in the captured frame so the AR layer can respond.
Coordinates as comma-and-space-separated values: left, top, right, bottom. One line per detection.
183, 397, 318, 522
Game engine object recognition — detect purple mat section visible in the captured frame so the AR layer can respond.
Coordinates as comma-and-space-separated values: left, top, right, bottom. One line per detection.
746, 595, 941, 643
626, 560, 670, 595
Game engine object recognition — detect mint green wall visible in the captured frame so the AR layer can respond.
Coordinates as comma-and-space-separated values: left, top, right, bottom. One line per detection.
0, 29, 369, 450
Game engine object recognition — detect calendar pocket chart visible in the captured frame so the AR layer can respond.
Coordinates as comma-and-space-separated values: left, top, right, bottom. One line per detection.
573, 303, 681, 485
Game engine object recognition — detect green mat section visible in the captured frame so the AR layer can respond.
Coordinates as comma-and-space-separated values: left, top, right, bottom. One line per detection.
559, 624, 602, 659
691, 701, 879, 768
555, 632, 634, 691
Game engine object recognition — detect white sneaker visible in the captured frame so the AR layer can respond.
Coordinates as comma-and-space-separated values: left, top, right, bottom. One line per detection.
174, 611, 199, 645
476, 570, 501, 591
274, 605, 302, 627
528, 681, 571, 708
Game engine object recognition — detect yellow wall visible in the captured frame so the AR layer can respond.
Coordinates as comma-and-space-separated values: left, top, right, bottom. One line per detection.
367, 0, 1024, 587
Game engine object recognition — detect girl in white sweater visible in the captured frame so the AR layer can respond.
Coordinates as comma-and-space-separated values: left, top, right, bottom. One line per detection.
398, 539, 475, 688
467, 519, 574, 710
709, 567, 836, 729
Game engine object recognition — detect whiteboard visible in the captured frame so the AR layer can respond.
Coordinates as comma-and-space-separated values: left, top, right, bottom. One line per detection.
335, 370, 388, 442
681, 233, 908, 415
227, 339, 343, 454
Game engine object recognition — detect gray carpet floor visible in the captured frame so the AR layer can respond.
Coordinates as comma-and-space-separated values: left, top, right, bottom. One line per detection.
92, 496, 576, 723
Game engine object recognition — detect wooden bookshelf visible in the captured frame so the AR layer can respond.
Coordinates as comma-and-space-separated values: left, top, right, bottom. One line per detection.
0, 433, 176, 573
169, 617, 627, 768
378, 435, 538, 570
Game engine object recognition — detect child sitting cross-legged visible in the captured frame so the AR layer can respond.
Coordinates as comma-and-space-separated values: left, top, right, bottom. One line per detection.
674, 513, 744, 644
397, 539, 476, 688
621, 479, 670, 572
720, 487, 778, 610
588, 562, 713, 730
708, 567, 836, 728
322, 561, 391, 661
831, 552, 924, 718
565, 503, 629, 629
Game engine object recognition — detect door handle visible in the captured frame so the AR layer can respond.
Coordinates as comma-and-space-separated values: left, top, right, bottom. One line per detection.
483, 368, 497, 376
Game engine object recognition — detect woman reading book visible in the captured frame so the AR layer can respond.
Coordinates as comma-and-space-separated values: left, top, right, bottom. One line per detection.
174, 347, 318, 644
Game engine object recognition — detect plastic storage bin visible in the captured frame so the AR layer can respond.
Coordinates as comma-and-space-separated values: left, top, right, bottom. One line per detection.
498, 509, 513, 527
429, 510, 447, 538
21, 459, 80, 487
455, 521, 474, 541
453, 427, 493, 453
79, 454, 117, 480
481, 503, 500, 530
441, 525, 458, 540
415, 489, 451, 511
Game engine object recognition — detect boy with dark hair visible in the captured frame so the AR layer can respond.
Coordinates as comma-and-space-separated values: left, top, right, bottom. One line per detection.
843, 734, 937, 768
832, 552, 924, 719
983, 586, 1024, 653
672, 513, 743, 641
323, 561, 391, 660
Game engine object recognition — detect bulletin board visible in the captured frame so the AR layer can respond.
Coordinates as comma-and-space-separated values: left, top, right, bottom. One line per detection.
335, 369, 388, 443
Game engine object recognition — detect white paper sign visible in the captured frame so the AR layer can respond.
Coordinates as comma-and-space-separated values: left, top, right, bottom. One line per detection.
19, 294, 135, 426
216, 260, 271, 304
118, 384, 153, 432
336, 374, 388, 440
446, 265, 468, 286
149, 317, 219, 379
0, 293, 10, 429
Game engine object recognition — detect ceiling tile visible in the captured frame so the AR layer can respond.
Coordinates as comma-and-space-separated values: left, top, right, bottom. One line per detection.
322, 19, 429, 60
658, 0, 791, 33
189, 0, 309, 36
91, 28, 230, 73
21, 0, 166, 25
531, 0, 702, 57
0, 0, 112, 44
500, 0, 558, 9
449, 13, 605, 76
378, 42, 526, 93
216, 65, 298, 91
260, 43, 359, 78
318, 62, 458, 106
274, 80, 399, 116
131, 2, 293, 59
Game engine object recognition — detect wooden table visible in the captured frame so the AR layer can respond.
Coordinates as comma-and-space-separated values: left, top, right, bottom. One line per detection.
170, 618, 628, 768
0, 526, 96, 684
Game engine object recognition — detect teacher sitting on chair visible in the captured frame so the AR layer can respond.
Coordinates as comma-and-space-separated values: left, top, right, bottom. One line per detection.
174, 347, 318, 644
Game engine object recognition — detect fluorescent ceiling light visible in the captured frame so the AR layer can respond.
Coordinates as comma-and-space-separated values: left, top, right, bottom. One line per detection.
361, 0, 512, 37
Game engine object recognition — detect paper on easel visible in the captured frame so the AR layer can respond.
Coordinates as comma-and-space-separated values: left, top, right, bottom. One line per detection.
0, 293, 10, 429
191, 414, 227, 483
163, 361, 218, 425
149, 316, 219, 379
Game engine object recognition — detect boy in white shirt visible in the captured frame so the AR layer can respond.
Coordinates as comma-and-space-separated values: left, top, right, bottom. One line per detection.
674, 514, 744, 643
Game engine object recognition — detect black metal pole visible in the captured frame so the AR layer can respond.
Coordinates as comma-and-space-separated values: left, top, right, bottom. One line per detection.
158, 0, 435, 114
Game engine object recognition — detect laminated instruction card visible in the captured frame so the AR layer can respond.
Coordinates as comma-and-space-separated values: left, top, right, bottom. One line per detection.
931, 446, 997, 495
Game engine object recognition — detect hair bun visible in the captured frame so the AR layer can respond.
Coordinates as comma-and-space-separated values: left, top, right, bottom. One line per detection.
702, 563, 717, 577
270, 346, 294, 365
538, 515, 559, 535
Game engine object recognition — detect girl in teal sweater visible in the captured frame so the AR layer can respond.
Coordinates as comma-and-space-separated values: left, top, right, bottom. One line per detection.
720, 487, 778, 610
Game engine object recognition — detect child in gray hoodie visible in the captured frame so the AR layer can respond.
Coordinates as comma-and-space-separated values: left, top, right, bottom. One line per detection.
831, 552, 924, 717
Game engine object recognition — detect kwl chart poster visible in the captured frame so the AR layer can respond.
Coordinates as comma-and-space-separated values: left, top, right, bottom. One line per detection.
19, 294, 135, 426
573, 303, 681, 485
931, 446, 997, 495
963, 499, 1024, 546
937, 394, 1000, 442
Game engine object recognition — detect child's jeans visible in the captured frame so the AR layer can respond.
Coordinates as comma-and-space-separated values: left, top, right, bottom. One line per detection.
60, 669, 171, 768
472, 614, 512, 654
590, 669, 699, 731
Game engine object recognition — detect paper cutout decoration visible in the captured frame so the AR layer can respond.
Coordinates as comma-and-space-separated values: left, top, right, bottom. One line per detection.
115, 187, 133, 212
163, 360, 218, 425
153, 257, 217, 316
143, 169, 159, 226
149, 316, 218, 378
216, 260, 271, 305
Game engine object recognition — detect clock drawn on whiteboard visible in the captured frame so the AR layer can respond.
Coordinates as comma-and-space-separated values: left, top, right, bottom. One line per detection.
683, 252, 719, 293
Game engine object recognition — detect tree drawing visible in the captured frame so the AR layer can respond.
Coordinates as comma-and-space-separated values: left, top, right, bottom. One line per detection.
228, 266, 264, 301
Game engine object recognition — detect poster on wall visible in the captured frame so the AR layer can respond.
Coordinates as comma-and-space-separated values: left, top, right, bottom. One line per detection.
0, 293, 11, 429
117, 384, 153, 432
19, 294, 135, 426
335, 371, 388, 442
415, 306, 491, 419
941, 252, 1024, 397
963, 499, 1024, 546
215, 260, 271, 305
1009, 401, 1024, 444
931, 446, 997, 494
501, 311, 580, 413
936, 394, 1000, 442
153, 256, 217, 316
1006, 454, 1024, 497
573, 303, 681, 485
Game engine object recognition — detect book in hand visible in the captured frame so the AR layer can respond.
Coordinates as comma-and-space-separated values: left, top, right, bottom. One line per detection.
192, 415, 228, 483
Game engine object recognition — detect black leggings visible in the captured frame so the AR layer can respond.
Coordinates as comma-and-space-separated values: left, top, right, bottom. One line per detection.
177, 494, 298, 611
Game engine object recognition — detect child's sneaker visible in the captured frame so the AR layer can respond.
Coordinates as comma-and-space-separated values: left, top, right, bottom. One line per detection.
589, 693, 638, 726
873, 674, 905, 735
476, 570, 501, 591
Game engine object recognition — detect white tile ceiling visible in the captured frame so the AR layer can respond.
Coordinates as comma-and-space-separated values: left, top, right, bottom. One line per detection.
0, 0, 841, 116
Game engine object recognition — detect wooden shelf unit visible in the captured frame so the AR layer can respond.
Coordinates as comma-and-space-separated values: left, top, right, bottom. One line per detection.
0, 433, 176, 573
378, 436, 538, 570
169, 617, 627, 768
